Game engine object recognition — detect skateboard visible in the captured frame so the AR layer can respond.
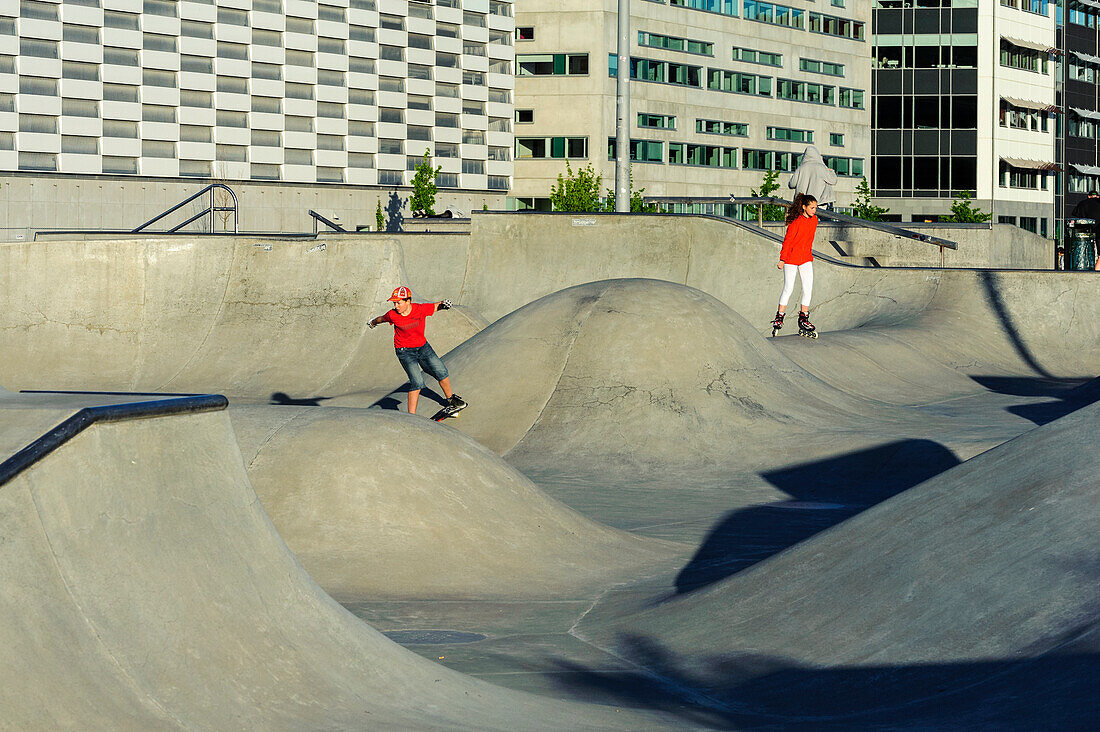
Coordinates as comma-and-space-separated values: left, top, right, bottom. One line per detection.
430, 403, 466, 422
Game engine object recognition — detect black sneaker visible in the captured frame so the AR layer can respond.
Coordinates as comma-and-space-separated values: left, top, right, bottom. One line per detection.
448, 394, 467, 410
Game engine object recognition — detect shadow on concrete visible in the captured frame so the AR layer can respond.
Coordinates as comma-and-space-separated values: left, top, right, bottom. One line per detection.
674, 440, 960, 594
970, 375, 1100, 426
544, 632, 1100, 728
372, 386, 448, 412
977, 271, 1055, 379
269, 392, 332, 406
385, 191, 405, 233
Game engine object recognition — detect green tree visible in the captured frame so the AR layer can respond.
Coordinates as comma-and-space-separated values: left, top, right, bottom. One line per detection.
748, 169, 786, 221
946, 190, 992, 223
851, 177, 890, 222
409, 149, 441, 216
603, 167, 658, 213
375, 198, 384, 231
549, 161, 604, 212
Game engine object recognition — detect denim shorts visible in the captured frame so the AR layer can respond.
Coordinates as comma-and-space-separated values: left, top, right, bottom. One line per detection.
395, 342, 449, 391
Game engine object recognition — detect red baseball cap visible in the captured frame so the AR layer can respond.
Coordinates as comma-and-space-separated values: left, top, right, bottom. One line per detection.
388, 286, 412, 302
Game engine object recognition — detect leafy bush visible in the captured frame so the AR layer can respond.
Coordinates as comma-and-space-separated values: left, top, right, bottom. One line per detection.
549, 161, 605, 212
748, 169, 786, 221
946, 190, 991, 223
851, 177, 890, 222
410, 149, 441, 216
603, 168, 657, 213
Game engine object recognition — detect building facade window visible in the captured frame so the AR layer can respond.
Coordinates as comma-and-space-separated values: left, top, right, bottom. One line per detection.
516, 136, 589, 159
777, 78, 835, 105
638, 31, 713, 56
839, 88, 865, 109
743, 1, 805, 29
823, 155, 864, 177
697, 119, 748, 136
742, 148, 796, 171
638, 113, 676, 129
732, 47, 782, 67
999, 40, 1050, 74
767, 126, 813, 143
670, 0, 738, 17
518, 54, 589, 76
607, 139, 665, 163
800, 58, 845, 76
807, 11, 865, 41
707, 68, 773, 96
669, 142, 738, 167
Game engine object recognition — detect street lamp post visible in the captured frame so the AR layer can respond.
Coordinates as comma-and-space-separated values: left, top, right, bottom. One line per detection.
614, 0, 630, 212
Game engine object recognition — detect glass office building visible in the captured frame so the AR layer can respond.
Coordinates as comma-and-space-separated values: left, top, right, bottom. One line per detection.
871, 0, 1058, 234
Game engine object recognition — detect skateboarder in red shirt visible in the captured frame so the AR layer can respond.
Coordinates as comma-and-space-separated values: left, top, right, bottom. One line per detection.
369, 286, 467, 417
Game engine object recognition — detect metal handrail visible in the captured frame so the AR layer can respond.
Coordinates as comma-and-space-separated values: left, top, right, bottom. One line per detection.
308, 209, 346, 233
0, 393, 227, 489
132, 183, 239, 234
646, 195, 959, 251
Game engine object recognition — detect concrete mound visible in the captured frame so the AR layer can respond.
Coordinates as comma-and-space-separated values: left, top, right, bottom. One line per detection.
0, 410, 665, 729
0, 237, 479, 400
376, 278, 1010, 477
228, 406, 683, 600
575, 401, 1100, 725
377, 279, 809, 459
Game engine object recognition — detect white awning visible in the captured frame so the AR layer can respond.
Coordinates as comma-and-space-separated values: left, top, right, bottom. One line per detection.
1001, 157, 1060, 172
1070, 107, 1100, 120
1002, 96, 1056, 112
1071, 163, 1100, 176
1001, 36, 1055, 54
1078, 0, 1100, 11
1072, 50, 1100, 65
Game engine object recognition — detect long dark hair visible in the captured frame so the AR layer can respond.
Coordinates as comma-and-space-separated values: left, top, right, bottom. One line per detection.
784, 193, 817, 226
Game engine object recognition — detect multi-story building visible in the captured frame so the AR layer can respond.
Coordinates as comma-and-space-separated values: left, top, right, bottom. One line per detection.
509, 0, 873, 213
0, 0, 514, 233
1062, 0, 1100, 225
871, 0, 1058, 236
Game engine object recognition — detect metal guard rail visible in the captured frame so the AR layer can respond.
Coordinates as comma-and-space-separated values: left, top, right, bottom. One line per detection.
308, 209, 347, 233
132, 183, 239, 234
646, 195, 958, 251
0, 393, 228, 489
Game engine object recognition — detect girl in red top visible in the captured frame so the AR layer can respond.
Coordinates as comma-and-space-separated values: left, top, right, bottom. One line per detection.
771, 193, 819, 338
369, 286, 467, 416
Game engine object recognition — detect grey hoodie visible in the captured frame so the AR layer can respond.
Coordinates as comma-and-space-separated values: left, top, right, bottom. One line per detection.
787, 145, 838, 204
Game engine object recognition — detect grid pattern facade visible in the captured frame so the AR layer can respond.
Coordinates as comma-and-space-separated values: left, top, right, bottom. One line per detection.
0, 0, 515, 190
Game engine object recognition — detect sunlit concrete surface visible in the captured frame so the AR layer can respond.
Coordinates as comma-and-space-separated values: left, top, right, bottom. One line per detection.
1, 216, 1096, 727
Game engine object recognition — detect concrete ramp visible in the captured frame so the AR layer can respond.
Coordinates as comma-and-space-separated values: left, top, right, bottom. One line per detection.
372, 279, 1072, 482
227, 405, 684, 600
0, 410, 664, 729
573, 401, 1100, 725
373, 279, 870, 461
0, 237, 480, 400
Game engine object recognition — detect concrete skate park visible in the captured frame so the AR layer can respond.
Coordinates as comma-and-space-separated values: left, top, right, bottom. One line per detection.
1, 212, 1098, 728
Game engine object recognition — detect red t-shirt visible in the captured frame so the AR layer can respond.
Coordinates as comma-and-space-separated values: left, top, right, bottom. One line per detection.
779, 214, 818, 266
382, 302, 436, 348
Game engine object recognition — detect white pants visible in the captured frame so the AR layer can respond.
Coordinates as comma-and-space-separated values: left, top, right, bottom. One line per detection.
779, 262, 814, 308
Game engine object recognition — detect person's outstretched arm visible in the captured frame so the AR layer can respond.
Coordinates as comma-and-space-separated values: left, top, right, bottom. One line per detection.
368, 314, 389, 329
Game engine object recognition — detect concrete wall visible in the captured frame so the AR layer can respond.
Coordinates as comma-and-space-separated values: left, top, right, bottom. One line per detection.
0, 173, 506, 240
768, 221, 1052, 269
